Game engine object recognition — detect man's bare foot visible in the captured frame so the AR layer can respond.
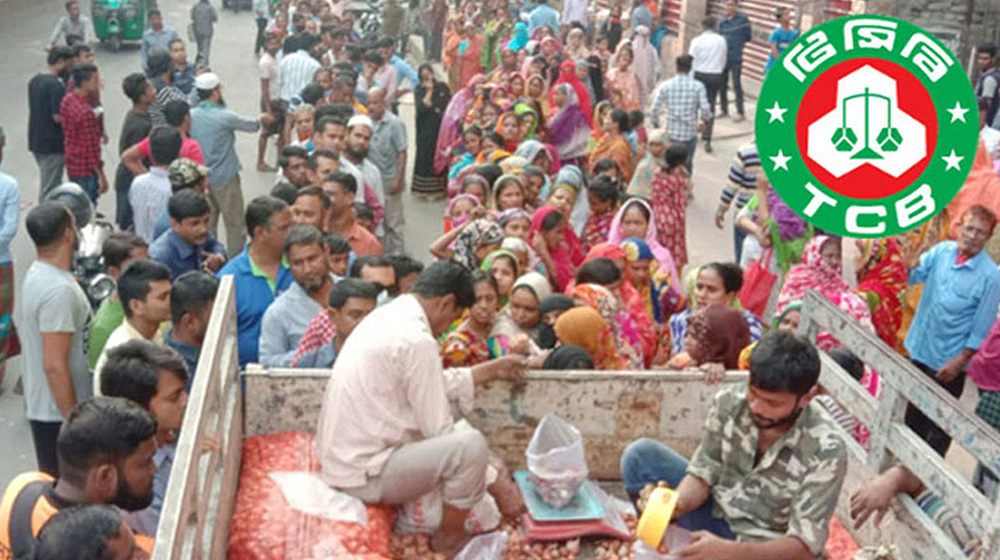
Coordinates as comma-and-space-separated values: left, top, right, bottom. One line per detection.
430, 529, 471, 559
257, 162, 276, 172
489, 473, 526, 519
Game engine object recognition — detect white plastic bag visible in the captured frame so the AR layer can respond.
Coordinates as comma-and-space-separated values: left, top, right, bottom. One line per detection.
453, 531, 510, 560
267, 471, 369, 525
395, 490, 501, 535
526, 414, 588, 508
631, 526, 693, 559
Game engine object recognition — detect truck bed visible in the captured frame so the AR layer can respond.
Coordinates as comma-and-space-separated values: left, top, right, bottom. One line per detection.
152, 280, 1000, 560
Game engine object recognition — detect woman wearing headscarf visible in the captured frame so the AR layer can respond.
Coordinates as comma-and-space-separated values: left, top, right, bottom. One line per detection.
491, 271, 553, 353
620, 238, 685, 324
605, 42, 642, 111
514, 101, 541, 141
855, 238, 908, 349
570, 283, 644, 369
431, 217, 505, 270
586, 54, 606, 104
667, 304, 751, 372
514, 140, 559, 176
630, 25, 660, 107
435, 74, 487, 175
441, 270, 508, 367
530, 206, 583, 292
565, 28, 590, 61
554, 307, 625, 369
551, 165, 591, 236
588, 108, 634, 184
627, 129, 668, 199
488, 47, 520, 83
526, 74, 551, 114
481, 248, 520, 306
508, 21, 530, 52
456, 23, 486, 90
549, 60, 593, 125
584, 244, 659, 365
542, 344, 595, 370
776, 235, 875, 349
547, 83, 592, 167
650, 144, 693, 271
413, 64, 452, 198
607, 198, 681, 292
538, 293, 576, 348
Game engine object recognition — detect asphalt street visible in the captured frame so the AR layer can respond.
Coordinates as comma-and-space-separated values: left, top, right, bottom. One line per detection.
0, 0, 747, 486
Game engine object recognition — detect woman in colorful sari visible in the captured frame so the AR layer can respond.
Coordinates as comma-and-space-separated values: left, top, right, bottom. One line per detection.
547, 83, 592, 167
549, 60, 593, 125
776, 235, 875, 350
554, 307, 626, 369
668, 262, 765, 357
583, 244, 658, 366
608, 198, 680, 288
481, 248, 520, 306
509, 73, 527, 99
649, 144, 692, 270
514, 101, 540, 141
627, 129, 668, 199
551, 164, 592, 235
435, 74, 487, 175
432, 218, 504, 271
526, 74, 550, 116
587, 108, 633, 183
589, 101, 613, 146
530, 206, 583, 292
620, 237, 685, 324
441, 270, 509, 366
443, 17, 463, 88
456, 23, 485, 89
508, 21, 529, 53
570, 282, 644, 369
488, 47, 519, 83
854, 238, 908, 349
606, 42, 642, 111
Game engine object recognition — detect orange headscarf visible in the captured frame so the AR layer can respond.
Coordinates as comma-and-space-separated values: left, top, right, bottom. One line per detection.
554, 307, 625, 369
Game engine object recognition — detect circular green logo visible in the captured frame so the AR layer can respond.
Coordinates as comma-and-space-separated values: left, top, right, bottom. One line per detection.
755, 15, 979, 237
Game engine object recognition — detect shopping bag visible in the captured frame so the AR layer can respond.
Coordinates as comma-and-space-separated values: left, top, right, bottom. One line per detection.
526, 414, 588, 508
738, 248, 777, 318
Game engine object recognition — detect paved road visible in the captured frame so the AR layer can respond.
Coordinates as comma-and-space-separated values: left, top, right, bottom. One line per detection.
0, 0, 748, 486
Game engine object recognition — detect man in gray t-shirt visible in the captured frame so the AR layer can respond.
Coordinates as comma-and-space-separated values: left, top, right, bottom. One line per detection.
19, 202, 93, 476
366, 87, 408, 256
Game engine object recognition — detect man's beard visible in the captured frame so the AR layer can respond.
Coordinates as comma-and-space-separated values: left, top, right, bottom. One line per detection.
345, 145, 368, 160
299, 275, 326, 294
750, 407, 803, 430
113, 467, 154, 511
217, 94, 227, 107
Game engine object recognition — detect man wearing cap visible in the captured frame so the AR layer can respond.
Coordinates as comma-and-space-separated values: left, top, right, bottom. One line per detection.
340, 115, 385, 235
367, 87, 407, 255
189, 73, 272, 256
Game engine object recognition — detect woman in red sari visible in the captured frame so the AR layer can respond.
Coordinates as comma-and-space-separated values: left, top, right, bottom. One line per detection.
455, 22, 485, 89
548, 60, 592, 125
855, 238, 908, 349
584, 243, 658, 366
649, 143, 692, 271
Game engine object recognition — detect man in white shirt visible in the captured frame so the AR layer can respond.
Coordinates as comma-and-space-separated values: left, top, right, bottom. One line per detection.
317, 262, 526, 555
278, 35, 322, 104
94, 260, 172, 394
689, 16, 728, 153
131, 127, 182, 243
340, 115, 386, 235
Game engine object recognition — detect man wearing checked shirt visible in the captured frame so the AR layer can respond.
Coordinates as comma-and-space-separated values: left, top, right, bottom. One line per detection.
648, 54, 711, 174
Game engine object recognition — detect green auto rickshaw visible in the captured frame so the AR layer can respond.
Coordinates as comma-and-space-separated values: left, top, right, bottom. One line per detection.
92, 0, 149, 52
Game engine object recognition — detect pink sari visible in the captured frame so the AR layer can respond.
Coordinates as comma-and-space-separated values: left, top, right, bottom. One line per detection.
434, 74, 487, 174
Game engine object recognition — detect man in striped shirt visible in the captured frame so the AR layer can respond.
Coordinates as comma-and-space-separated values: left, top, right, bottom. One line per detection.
148, 50, 188, 127
716, 141, 759, 262
278, 35, 322, 105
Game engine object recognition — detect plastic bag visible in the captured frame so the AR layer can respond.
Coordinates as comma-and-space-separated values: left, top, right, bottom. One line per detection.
228, 431, 395, 560
268, 471, 369, 525
453, 531, 509, 560
631, 526, 692, 559
526, 414, 588, 508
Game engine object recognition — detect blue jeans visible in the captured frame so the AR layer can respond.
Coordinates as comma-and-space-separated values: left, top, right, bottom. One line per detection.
71, 174, 100, 205
620, 438, 735, 539
734, 224, 747, 264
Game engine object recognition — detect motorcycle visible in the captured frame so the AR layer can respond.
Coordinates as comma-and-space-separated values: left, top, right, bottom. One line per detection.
92, 0, 147, 52
43, 184, 116, 310
343, 0, 384, 43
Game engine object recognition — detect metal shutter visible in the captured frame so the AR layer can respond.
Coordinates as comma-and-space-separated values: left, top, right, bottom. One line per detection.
705, 0, 799, 82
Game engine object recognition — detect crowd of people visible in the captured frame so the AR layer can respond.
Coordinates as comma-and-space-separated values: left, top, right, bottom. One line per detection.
2, 0, 1000, 558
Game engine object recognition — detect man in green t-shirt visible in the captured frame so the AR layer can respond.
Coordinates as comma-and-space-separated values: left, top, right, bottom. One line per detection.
88, 232, 149, 369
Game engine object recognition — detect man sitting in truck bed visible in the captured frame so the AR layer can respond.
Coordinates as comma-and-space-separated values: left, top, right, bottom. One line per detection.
621, 331, 847, 560
0, 397, 159, 560
316, 261, 528, 556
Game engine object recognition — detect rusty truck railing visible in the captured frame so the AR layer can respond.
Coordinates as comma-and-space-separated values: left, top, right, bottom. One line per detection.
153, 276, 243, 560
799, 289, 1000, 560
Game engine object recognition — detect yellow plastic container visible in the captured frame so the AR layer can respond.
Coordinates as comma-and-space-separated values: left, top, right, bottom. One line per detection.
636, 487, 679, 550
